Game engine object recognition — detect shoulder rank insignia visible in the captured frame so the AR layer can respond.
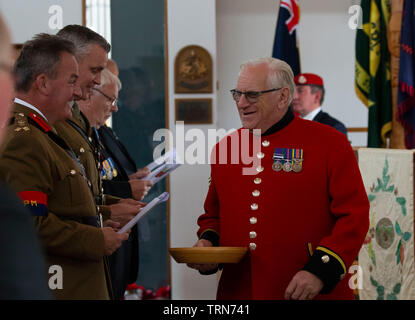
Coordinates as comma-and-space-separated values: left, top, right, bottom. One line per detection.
29, 113, 52, 132
13, 113, 30, 133
17, 191, 48, 216
273, 148, 303, 173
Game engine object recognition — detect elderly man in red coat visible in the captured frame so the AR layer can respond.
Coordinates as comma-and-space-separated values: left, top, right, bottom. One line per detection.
188, 57, 369, 300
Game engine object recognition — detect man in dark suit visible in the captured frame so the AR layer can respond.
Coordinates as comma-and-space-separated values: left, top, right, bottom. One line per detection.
292, 73, 348, 137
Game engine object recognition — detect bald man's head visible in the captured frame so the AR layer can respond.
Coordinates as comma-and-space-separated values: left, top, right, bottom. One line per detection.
106, 59, 119, 76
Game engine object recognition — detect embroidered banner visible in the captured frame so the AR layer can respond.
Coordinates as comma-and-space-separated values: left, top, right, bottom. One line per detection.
358, 148, 414, 299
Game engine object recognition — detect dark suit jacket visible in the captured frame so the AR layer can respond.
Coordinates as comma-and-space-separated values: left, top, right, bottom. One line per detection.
0, 183, 50, 299
313, 110, 348, 137
98, 125, 139, 300
99, 125, 137, 198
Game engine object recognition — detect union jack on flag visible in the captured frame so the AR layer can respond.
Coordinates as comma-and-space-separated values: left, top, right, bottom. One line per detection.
280, 0, 300, 34
272, 0, 301, 76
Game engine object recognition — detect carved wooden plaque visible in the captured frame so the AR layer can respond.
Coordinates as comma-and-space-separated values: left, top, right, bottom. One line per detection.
174, 45, 213, 93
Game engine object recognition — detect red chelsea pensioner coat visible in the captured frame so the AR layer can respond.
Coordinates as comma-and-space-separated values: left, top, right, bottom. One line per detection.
197, 116, 369, 300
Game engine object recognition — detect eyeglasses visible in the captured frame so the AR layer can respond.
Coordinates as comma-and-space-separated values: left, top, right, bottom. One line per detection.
92, 87, 118, 106
230, 88, 282, 103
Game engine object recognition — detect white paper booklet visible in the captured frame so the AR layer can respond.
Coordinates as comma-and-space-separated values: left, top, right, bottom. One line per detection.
117, 192, 170, 234
144, 148, 181, 184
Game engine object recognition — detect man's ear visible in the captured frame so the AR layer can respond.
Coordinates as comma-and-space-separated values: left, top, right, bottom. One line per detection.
34, 74, 50, 95
313, 90, 322, 105
278, 87, 291, 107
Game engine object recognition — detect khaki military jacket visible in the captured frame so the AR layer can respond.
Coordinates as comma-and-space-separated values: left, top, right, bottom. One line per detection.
0, 103, 109, 300
55, 104, 114, 219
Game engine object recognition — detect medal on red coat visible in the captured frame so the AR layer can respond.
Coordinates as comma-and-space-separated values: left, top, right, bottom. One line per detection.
272, 161, 283, 171
283, 148, 292, 172
292, 161, 302, 172
283, 161, 292, 172
272, 148, 284, 171
292, 148, 303, 173
273, 148, 303, 173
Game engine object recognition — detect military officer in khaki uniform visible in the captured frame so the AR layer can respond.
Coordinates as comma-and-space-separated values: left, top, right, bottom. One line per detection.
0, 34, 129, 299
0, 12, 51, 299
55, 25, 143, 230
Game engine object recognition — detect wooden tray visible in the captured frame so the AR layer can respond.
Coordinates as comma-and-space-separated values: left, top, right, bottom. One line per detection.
169, 247, 248, 264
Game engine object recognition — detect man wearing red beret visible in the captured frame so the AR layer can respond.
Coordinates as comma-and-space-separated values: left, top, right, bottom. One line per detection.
293, 73, 348, 137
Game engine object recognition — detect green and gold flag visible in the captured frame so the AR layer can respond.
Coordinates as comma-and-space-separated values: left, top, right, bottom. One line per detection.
355, 0, 392, 147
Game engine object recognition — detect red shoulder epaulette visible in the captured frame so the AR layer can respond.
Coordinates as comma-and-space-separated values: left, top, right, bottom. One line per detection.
29, 113, 51, 132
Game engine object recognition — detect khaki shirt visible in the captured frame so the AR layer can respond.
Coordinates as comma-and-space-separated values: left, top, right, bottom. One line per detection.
0, 103, 109, 300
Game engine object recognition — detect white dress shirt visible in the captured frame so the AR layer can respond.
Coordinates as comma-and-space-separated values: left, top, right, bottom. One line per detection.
302, 107, 322, 121
14, 97, 48, 122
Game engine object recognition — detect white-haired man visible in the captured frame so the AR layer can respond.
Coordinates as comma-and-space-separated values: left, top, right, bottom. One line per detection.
189, 57, 369, 300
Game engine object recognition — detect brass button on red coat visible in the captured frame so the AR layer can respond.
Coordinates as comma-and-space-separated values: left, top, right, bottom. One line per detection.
254, 178, 261, 184
249, 231, 257, 239
249, 243, 257, 250
252, 190, 260, 197
262, 140, 270, 147
250, 217, 257, 224
250, 203, 258, 210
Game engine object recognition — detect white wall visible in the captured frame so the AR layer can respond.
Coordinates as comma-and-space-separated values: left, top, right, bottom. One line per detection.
299, 0, 367, 146
0, 0, 83, 43
216, 0, 279, 133
216, 0, 368, 146
167, 0, 218, 300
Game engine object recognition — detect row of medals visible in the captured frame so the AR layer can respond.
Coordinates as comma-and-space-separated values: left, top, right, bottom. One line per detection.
102, 165, 117, 180
272, 159, 303, 173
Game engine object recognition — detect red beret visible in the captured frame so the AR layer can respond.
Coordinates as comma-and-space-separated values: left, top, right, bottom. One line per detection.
294, 73, 324, 87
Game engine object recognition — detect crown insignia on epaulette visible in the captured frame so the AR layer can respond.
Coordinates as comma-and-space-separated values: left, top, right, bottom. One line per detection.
14, 113, 30, 132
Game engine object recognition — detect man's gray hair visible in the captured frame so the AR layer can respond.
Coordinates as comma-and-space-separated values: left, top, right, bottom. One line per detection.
98, 68, 122, 91
240, 57, 296, 104
57, 24, 110, 61
14, 34, 76, 92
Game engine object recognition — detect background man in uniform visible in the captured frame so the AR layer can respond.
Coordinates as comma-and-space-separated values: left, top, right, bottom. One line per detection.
292, 73, 348, 137
0, 12, 50, 300
79, 67, 152, 300
0, 34, 129, 299
188, 58, 369, 300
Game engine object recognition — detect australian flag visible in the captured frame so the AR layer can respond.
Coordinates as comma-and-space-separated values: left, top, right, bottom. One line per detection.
272, 0, 301, 76
398, 0, 415, 149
